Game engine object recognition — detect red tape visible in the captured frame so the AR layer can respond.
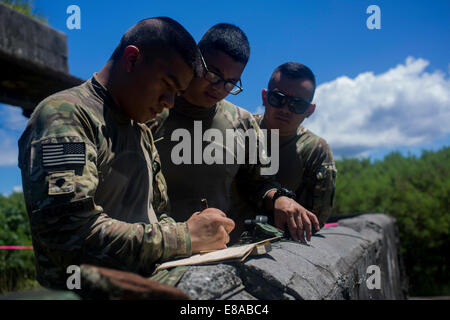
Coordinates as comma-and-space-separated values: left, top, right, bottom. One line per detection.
323, 222, 339, 228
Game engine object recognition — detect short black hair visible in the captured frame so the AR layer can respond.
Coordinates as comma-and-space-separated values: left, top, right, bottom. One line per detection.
198, 23, 250, 65
110, 17, 203, 76
269, 62, 316, 96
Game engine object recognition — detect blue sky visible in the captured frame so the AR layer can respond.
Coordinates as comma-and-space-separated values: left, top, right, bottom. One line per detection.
1, 0, 449, 194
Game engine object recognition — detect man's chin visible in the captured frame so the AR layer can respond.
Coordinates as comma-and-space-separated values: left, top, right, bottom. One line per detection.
203, 92, 221, 106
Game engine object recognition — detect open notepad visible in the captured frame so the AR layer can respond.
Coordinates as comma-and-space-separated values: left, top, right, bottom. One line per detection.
154, 237, 281, 273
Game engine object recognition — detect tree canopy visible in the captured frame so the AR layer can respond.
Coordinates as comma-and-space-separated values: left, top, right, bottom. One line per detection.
332, 147, 450, 295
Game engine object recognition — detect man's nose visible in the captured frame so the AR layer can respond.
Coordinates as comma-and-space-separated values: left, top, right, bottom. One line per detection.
279, 101, 292, 113
211, 80, 226, 93
160, 93, 175, 109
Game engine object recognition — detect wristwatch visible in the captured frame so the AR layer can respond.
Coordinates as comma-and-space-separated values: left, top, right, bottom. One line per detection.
272, 188, 296, 206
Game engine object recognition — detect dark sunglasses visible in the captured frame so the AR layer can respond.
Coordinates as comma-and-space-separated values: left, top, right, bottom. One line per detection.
267, 90, 311, 114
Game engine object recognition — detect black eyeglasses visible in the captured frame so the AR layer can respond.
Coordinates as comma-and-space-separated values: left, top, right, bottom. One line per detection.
267, 90, 311, 114
200, 54, 243, 95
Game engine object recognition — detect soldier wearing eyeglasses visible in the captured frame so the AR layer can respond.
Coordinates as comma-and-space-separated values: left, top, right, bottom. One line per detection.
17, 18, 236, 289
254, 63, 337, 227
152, 24, 321, 243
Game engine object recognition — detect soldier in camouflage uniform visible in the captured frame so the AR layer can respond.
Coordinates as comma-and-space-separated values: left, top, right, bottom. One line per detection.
152, 24, 320, 243
17, 17, 234, 290
254, 62, 337, 227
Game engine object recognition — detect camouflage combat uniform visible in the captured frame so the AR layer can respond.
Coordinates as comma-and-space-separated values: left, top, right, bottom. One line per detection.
151, 97, 279, 238
254, 114, 337, 227
18, 75, 191, 289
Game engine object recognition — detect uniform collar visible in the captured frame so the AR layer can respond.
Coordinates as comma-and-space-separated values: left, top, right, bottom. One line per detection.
172, 96, 218, 120
90, 73, 133, 125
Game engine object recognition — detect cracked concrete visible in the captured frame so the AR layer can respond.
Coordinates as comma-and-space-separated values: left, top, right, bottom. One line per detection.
176, 214, 408, 300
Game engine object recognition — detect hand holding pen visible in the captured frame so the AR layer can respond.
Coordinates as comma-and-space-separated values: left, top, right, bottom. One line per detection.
185, 198, 235, 253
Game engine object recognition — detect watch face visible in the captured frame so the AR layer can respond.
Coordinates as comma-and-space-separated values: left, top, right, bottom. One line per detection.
273, 188, 296, 206
281, 188, 296, 198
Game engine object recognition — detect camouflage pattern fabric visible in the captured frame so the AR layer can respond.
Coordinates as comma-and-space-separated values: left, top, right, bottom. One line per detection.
79, 264, 190, 300
253, 114, 337, 227
149, 266, 189, 287
18, 75, 192, 290
151, 97, 280, 225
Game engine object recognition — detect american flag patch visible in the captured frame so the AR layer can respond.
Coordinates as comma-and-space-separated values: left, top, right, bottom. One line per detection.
42, 142, 86, 167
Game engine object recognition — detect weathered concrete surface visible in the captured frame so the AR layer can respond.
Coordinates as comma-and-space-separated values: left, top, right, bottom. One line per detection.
0, 3, 68, 73
0, 3, 83, 113
0, 213, 407, 300
176, 214, 408, 300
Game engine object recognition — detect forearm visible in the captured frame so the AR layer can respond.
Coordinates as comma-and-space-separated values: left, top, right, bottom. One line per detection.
86, 212, 191, 269
263, 189, 277, 212
30, 199, 191, 275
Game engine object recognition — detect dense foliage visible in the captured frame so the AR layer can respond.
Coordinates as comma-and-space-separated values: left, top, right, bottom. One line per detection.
332, 147, 450, 296
0, 192, 39, 294
0, 147, 448, 295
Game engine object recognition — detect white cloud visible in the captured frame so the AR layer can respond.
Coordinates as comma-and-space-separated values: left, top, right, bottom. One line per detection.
0, 130, 20, 166
254, 105, 265, 115
0, 104, 28, 166
2, 186, 22, 197
0, 105, 28, 131
307, 57, 450, 158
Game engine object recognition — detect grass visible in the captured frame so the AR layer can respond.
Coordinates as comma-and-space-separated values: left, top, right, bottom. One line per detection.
1, 0, 47, 24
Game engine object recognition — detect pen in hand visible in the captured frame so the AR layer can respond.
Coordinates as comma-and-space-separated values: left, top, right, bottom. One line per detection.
201, 198, 208, 212
199, 198, 218, 254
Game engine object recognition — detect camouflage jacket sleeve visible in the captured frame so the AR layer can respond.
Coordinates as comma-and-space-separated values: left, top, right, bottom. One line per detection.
18, 99, 191, 283
147, 109, 171, 215
296, 133, 337, 227
148, 128, 171, 216
233, 111, 280, 210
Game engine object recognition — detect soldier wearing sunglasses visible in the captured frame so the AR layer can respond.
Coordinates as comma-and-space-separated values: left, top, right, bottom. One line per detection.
152, 24, 320, 243
254, 62, 337, 227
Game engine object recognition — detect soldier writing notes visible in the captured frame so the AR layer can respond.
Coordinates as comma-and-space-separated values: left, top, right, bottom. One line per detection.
18, 17, 234, 289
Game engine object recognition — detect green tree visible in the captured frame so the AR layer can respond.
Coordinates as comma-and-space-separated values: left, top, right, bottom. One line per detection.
0, 192, 40, 294
332, 147, 450, 295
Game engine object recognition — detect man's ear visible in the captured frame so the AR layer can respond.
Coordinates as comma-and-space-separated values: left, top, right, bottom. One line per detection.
262, 89, 268, 106
123, 45, 141, 72
306, 104, 316, 118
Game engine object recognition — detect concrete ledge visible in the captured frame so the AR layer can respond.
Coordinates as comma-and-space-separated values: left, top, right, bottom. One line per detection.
0, 213, 407, 300
0, 3, 83, 113
176, 213, 408, 300
0, 3, 68, 73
